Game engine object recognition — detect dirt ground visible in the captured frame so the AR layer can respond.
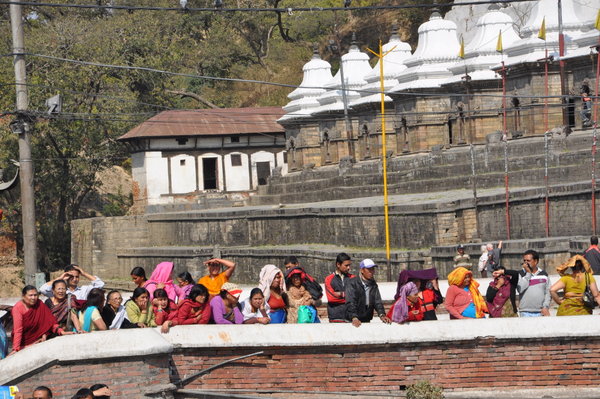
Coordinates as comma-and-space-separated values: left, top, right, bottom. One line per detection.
0, 265, 23, 298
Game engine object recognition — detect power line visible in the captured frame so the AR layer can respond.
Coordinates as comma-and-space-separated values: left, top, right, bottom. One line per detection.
1, 100, 577, 126
0, 0, 539, 13
3, 52, 591, 102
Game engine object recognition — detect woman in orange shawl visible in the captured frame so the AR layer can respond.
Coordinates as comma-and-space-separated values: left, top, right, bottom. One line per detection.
444, 267, 488, 319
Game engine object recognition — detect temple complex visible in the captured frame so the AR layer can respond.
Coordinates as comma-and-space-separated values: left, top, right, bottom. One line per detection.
278, 0, 599, 171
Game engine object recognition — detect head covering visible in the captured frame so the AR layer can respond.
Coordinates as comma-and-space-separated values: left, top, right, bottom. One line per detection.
557, 255, 592, 276
145, 262, 178, 302
258, 264, 286, 302
149, 261, 174, 283
389, 281, 418, 323
285, 268, 306, 284
221, 282, 242, 299
360, 259, 377, 269
395, 268, 439, 300
457, 244, 465, 250
447, 267, 488, 318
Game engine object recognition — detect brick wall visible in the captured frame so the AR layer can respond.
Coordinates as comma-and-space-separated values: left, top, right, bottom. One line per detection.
171, 337, 600, 394
11, 356, 169, 398
4, 322, 600, 398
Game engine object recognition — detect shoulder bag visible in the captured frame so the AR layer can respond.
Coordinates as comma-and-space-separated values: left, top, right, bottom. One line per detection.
583, 273, 596, 309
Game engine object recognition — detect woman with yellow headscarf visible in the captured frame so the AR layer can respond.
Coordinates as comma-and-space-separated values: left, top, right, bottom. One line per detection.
444, 267, 488, 319
551, 255, 600, 316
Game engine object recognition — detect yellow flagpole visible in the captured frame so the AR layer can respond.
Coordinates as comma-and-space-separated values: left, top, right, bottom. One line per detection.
367, 40, 396, 280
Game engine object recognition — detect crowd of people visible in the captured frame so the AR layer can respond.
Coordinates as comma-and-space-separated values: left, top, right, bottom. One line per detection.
2, 238, 600, 360
4, 384, 112, 399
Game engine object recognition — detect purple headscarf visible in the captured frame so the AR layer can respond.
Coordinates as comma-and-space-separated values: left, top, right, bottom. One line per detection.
390, 282, 418, 323
394, 268, 439, 300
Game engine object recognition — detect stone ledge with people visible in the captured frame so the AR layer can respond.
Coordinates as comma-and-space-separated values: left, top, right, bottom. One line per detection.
3, 245, 600, 359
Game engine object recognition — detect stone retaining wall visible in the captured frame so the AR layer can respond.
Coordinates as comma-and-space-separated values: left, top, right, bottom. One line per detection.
71, 180, 600, 282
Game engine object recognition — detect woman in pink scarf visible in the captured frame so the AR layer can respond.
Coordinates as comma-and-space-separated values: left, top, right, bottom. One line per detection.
145, 262, 183, 302
388, 281, 419, 323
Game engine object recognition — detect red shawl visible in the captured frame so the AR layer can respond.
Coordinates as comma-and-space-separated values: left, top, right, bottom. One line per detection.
19, 300, 58, 347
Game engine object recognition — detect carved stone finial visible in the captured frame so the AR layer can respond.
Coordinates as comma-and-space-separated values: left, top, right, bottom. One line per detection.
312, 43, 320, 59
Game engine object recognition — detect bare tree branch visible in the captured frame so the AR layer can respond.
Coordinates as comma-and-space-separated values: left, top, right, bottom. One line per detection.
165, 89, 220, 109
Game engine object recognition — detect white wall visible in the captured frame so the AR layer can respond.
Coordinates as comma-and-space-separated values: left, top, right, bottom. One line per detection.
134, 151, 169, 204
170, 154, 197, 194
131, 152, 147, 201
197, 153, 224, 191
276, 151, 288, 176
224, 152, 250, 191
250, 151, 276, 190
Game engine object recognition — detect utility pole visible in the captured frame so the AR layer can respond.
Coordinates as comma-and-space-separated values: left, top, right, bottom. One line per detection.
329, 32, 355, 160
10, 0, 39, 285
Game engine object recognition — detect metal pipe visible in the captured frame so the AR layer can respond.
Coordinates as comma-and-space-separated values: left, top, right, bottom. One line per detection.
176, 351, 264, 388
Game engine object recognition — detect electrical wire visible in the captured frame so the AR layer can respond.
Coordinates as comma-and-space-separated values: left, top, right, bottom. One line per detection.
4, 52, 592, 102
0, 82, 175, 110
1, 100, 578, 127
0, 0, 539, 13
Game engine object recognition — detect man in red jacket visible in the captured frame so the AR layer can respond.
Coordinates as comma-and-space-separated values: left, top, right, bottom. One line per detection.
584, 236, 600, 274
324, 253, 354, 322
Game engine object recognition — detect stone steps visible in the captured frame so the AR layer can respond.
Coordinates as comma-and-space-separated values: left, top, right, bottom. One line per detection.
253, 130, 596, 204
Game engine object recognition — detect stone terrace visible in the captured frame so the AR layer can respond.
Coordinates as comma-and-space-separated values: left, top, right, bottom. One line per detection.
252, 130, 594, 205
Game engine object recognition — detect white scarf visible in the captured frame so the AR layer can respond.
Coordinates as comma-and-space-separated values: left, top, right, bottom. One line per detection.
110, 305, 127, 329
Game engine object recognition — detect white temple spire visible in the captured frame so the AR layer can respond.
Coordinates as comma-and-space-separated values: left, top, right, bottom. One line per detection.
391, 10, 461, 92
279, 44, 333, 122
351, 24, 412, 107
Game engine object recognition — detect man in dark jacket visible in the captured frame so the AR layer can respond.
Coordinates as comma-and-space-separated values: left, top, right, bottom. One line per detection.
324, 253, 354, 322
345, 259, 392, 327
584, 236, 600, 274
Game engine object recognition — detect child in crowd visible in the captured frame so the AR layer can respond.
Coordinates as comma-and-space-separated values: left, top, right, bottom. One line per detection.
176, 271, 195, 300
241, 288, 271, 324
153, 288, 178, 333
286, 269, 316, 323
177, 284, 212, 326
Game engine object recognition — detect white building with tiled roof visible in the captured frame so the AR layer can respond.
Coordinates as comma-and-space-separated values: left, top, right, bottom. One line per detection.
118, 107, 287, 209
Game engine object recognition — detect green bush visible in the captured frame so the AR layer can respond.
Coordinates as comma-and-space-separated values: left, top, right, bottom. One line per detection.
406, 381, 444, 399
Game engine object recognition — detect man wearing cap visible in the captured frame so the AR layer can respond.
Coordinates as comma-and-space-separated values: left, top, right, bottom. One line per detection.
453, 245, 471, 270
198, 258, 236, 297
345, 259, 391, 327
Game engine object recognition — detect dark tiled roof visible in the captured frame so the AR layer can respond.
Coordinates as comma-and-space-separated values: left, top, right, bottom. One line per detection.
118, 107, 285, 140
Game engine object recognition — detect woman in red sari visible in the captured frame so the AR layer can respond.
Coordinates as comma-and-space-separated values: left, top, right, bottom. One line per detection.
11, 285, 72, 352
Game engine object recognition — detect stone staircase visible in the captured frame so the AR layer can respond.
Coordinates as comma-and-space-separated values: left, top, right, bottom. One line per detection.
252, 129, 596, 205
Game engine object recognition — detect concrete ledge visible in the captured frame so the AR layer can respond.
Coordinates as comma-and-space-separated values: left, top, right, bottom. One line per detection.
4, 315, 600, 385
163, 315, 600, 350
0, 328, 172, 385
